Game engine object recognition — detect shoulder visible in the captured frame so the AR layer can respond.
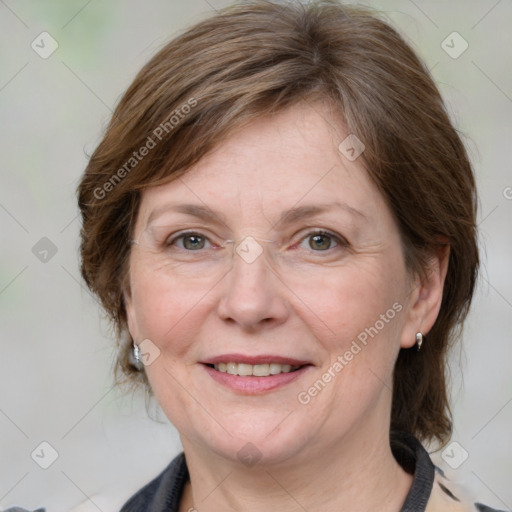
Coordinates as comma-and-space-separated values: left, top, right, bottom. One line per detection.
120, 452, 188, 512
426, 466, 508, 512
1, 509, 45, 512
391, 432, 508, 512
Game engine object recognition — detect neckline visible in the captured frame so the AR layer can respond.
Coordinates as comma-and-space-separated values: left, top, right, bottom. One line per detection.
179, 432, 435, 511
121, 431, 435, 511
391, 431, 435, 511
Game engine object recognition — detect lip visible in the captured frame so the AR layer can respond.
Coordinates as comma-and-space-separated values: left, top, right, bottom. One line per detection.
201, 353, 311, 366
201, 354, 313, 394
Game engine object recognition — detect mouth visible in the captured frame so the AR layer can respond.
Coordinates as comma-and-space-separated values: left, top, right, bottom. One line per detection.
201, 354, 312, 394
206, 362, 303, 376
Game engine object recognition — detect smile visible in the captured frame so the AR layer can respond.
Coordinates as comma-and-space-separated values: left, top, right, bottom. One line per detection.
212, 362, 302, 376
201, 355, 312, 394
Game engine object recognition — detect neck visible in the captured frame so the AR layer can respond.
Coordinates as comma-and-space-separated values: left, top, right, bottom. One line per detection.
179, 426, 413, 512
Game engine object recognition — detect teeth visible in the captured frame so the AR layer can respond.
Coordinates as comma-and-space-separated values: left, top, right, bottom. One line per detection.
269, 363, 282, 375
213, 362, 301, 376
238, 363, 253, 376
253, 364, 270, 376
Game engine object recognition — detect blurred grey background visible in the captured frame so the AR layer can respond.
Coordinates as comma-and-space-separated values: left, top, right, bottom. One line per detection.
0, 0, 511, 510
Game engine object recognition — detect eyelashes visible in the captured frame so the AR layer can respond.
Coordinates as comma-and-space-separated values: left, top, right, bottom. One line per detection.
165, 229, 349, 254
295, 230, 347, 252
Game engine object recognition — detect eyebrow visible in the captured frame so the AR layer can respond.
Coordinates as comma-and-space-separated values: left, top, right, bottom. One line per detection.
275, 202, 367, 227
145, 201, 367, 228
146, 204, 227, 227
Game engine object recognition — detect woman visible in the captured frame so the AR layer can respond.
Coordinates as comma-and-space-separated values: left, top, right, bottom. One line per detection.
77, 1, 504, 510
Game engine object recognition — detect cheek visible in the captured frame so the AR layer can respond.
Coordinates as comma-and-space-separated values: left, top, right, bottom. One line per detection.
294, 257, 408, 351
300, 262, 408, 415
129, 266, 208, 359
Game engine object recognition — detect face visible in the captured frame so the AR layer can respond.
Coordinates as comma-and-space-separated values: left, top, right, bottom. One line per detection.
125, 102, 430, 466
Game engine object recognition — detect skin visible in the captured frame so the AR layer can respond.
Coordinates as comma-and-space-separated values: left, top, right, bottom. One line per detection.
125, 101, 449, 511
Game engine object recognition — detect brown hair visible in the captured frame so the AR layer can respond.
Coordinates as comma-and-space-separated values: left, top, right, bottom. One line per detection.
78, 0, 478, 445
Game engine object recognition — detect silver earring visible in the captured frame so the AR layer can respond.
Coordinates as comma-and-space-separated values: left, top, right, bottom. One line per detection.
133, 342, 142, 366
415, 332, 424, 351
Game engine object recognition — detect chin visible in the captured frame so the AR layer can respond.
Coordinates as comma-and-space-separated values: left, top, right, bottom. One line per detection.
181, 408, 322, 468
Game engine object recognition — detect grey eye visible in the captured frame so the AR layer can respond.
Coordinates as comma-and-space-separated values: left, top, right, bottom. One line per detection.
307, 232, 337, 251
180, 234, 207, 250
294, 229, 349, 254
165, 232, 211, 251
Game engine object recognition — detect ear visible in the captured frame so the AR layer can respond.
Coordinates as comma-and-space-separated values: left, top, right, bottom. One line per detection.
400, 244, 450, 349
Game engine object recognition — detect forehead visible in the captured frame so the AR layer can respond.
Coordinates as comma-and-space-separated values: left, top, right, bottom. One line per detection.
137, 102, 387, 229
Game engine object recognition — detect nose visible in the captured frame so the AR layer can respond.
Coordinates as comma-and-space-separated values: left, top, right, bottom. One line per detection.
216, 239, 289, 331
